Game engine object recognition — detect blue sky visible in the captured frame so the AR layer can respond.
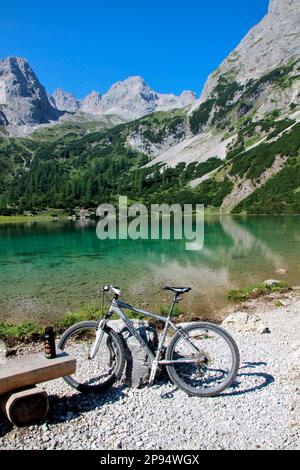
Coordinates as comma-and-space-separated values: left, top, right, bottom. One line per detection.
0, 0, 269, 98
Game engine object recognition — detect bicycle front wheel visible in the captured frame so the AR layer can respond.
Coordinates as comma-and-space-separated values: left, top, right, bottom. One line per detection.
166, 322, 240, 397
58, 321, 126, 393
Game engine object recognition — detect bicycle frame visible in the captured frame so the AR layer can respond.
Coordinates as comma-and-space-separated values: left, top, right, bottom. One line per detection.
90, 294, 201, 385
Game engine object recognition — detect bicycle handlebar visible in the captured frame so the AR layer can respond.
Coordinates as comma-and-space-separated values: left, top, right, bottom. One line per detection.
103, 285, 122, 297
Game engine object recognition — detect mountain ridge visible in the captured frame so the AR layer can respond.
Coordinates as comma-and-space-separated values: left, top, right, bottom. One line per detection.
50, 76, 196, 120
0, 57, 197, 135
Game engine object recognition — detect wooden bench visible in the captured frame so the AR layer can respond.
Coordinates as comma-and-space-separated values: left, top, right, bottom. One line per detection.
0, 350, 76, 426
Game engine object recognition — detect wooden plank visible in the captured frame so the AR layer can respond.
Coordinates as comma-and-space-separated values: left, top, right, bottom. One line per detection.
0, 350, 76, 395
0, 387, 49, 426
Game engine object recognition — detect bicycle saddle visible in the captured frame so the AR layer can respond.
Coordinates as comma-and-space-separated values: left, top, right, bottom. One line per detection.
163, 286, 192, 294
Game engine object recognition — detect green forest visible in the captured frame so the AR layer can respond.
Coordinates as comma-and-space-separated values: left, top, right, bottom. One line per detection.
0, 119, 299, 215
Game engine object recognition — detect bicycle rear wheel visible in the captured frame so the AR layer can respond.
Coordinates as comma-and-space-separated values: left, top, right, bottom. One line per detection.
166, 322, 239, 397
58, 321, 126, 393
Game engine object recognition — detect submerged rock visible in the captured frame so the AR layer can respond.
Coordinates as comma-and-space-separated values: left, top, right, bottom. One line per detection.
276, 269, 288, 275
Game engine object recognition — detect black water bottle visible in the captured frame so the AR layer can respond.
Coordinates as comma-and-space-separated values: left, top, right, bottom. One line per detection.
44, 327, 56, 359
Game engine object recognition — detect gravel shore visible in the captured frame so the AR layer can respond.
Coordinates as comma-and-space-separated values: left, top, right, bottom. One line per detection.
0, 292, 299, 450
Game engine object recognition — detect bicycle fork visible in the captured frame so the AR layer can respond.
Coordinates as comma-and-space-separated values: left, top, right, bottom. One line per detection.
89, 317, 108, 360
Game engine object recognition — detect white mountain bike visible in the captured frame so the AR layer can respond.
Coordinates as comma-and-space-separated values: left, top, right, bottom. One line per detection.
58, 285, 240, 397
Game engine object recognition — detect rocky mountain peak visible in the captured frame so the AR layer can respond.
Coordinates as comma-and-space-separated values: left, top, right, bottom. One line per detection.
179, 90, 197, 106
0, 56, 45, 102
105, 76, 154, 98
80, 90, 102, 114
87, 90, 102, 99
119, 76, 146, 86
51, 88, 79, 113
3, 56, 26, 71
89, 77, 196, 119
0, 56, 59, 128
98, 77, 155, 119
3, 56, 28, 70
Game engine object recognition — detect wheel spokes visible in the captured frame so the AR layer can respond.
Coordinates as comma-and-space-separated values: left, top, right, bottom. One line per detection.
62, 327, 120, 388
171, 327, 234, 392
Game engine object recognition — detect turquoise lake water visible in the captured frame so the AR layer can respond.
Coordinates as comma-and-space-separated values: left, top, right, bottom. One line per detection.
0, 215, 299, 324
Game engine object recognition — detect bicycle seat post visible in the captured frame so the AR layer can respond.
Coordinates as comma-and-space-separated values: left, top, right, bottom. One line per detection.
169, 293, 180, 318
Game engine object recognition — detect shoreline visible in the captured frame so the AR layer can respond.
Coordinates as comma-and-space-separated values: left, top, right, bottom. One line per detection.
0, 282, 294, 349
0, 214, 57, 224
1, 212, 300, 225
0, 289, 299, 450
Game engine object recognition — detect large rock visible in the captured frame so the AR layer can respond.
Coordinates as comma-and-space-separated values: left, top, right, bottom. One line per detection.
222, 312, 270, 334
108, 319, 158, 388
